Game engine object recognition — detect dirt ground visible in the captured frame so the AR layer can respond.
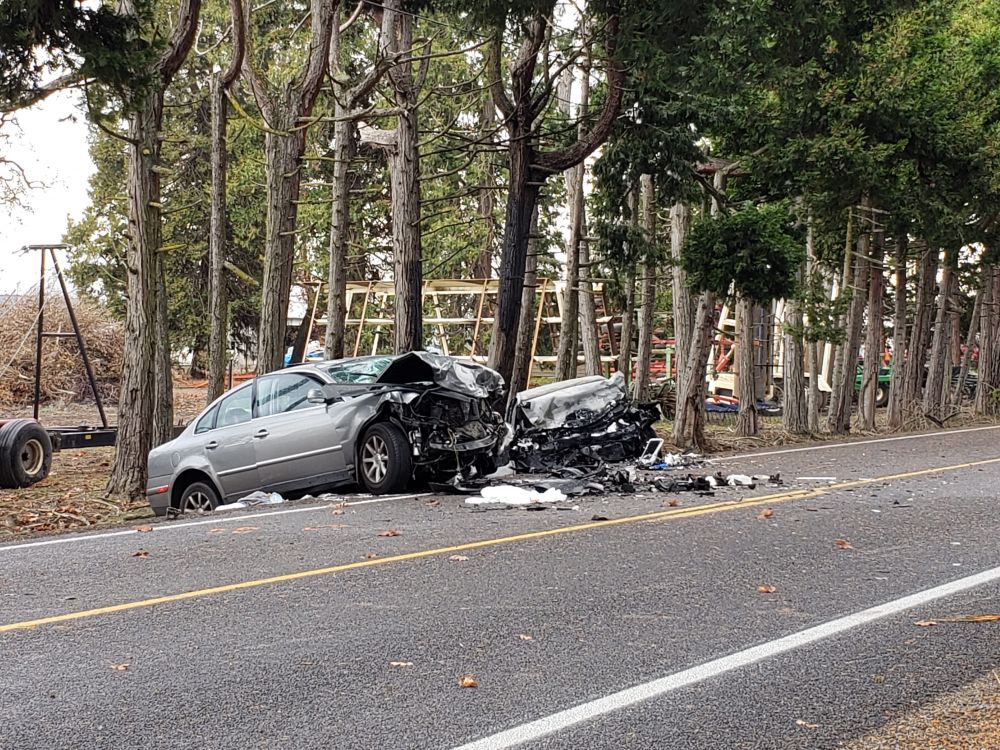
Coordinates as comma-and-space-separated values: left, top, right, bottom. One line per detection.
2, 381, 996, 540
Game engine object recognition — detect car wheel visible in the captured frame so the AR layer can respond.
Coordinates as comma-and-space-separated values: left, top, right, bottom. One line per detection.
875, 383, 889, 408
175, 481, 220, 514
359, 422, 412, 494
0, 419, 53, 489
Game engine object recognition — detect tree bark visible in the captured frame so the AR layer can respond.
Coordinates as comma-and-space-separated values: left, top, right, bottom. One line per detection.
828, 210, 869, 435
886, 235, 908, 429
670, 203, 694, 381
382, 0, 423, 353
153, 252, 174, 446
783, 265, 807, 434
206, 0, 245, 402
247, 0, 335, 373
827, 214, 854, 428
325, 106, 353, 360
734, 296, 759, 436
673, 291, 715, 450
507, 205, 540, 409
856, 241, 885, 431
634, 173, 657, 401
901, 247, 939, 406
107, 0, 202, 499
579, 231, 602, 376
951, 288, 981, 406
471, 96, 497, 279
923, 258, 954, 420
974, 265, 1000, 415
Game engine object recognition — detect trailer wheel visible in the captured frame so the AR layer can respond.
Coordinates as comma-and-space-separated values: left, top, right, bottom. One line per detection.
0, 420, 53, 489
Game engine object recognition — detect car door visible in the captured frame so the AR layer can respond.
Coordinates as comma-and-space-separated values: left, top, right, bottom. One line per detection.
252, 372, 351, 494
202, 383, 260, 500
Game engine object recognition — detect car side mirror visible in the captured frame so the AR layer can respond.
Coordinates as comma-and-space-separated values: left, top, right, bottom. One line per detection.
309, 385, 343, 405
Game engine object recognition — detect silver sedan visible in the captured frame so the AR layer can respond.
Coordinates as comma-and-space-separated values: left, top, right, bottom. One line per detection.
145, 353, 506, 515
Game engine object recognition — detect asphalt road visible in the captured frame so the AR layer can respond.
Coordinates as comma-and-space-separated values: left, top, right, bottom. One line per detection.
2, 425, 1000, 749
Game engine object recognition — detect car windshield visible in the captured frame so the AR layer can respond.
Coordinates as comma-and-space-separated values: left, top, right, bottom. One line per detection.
324, 357, 394, 384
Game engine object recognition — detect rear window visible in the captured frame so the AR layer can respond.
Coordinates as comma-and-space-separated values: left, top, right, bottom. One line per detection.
324, 357, 393, 384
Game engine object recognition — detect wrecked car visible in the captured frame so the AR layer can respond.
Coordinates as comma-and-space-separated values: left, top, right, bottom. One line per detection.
145, 353, 507, 515
510, 372, 661, 472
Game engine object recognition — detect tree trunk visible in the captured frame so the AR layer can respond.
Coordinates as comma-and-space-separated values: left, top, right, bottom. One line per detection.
951, 288, 981, 405
207, 73, 229, 403
923, 259, 954, 420
735, 296, 759, 436
555, 159, 583, 380
828, 210, 869, 434
975, 265, 1000, 415
258, 125, 306, 372
579, 232, 602, 376
383, 0, 423, 353
673, 291, 715, 450
634, 173, 656, 400
902, 247, 939, 406
617, 275, 636, 381
109, 97, 163, 498
856, 242, 885, 431
886, 236, 908, 429
507, 206, 540, 409
471, 96, 497, 279
804, 218, 821, 433
153, 252, 174, 446
827, 215, 855, 427
324, 103, 353, 360
784, 266, 807, 434
670, 203, 694, 381
488, 130, 541, 387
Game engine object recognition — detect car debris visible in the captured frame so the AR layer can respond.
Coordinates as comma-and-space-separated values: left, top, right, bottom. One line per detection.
465, 485, 569, 506
509, 373, 661, 472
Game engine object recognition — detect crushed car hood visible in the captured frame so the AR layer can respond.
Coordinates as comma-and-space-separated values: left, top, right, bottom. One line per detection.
376, 352, 505, 399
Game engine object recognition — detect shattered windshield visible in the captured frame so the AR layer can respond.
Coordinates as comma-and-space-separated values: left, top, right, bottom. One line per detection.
324, 357, 394, 384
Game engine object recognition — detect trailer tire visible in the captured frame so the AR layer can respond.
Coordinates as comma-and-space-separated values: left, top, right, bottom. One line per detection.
0, 420, 53, 489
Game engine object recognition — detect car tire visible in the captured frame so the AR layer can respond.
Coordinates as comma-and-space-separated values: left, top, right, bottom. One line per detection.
0, 419, 53, 489
359, 422, 412, 494
175, 481, 221, 514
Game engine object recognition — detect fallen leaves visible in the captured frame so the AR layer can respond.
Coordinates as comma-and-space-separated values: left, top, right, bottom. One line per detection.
757, 508, 774, 520
517, 634, 534, 641
914, 614, 1000, 627
365, 553, 378, 559
914, 620, 937, 627
378, 529, 401, 537
331, 509, 345, 516
231, 526, 260, 535
795, 719, 819, 729
110, 663, 129, 671
834, 539, 854, 550
389, 661, 413, 668
662, 498, 679, 508
425, 500, 441, 508
448, 555, 469, 562
757, 584, 777, 594
207, 528, 226, 534
135, 525, 153, 533
131, 550, 149, 559
303, 524, 349, 531
459, 674, 479, 688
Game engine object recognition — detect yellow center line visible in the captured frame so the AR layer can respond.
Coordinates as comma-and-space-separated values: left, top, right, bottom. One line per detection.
3, 455, 999, 635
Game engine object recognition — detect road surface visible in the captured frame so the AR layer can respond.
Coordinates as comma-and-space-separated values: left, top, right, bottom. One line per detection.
2, 425, 999, 749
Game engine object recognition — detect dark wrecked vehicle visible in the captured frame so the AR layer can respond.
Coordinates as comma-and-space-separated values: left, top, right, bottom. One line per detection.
510, 372, 661, 472
145, 353, 508, 515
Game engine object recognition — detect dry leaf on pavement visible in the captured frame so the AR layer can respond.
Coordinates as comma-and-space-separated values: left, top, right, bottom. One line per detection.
757, 584, 777, 594
914, 620, 937, 627
834, 539, 854, 550
757, 508, 774, 520
379, 529, 401, 537
365, 553, 378, 559
389, 661, 413, 668
331, 509, 345, 516
795, 719, 819, 729
425, 500, 441, 508
131, 550, 149, 558
111, 663, 129, 671
135, 525, 153, 533
207, 528, 226, 534
517, 634, 534, 641
449, 555, 469, 562
459, 675, 479, 688
303, 524, 349, 531
231, 526, 259, 535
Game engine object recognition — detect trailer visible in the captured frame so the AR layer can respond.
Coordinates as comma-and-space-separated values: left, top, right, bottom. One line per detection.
0, 245, 117, 489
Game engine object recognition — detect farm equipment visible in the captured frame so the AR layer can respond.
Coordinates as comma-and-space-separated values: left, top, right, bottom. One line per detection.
0, 245, 116, 489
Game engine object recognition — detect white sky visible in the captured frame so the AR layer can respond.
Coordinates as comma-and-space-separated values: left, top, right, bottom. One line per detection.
0, 91, 93, 294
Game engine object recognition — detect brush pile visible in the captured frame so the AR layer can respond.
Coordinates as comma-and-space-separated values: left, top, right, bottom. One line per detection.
0, 289, 123, 407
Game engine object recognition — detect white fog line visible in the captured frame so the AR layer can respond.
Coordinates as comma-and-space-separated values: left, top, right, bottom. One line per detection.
708, 424, 1000, 463
451, 563, 1000, 750
0, 493, 430, 552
